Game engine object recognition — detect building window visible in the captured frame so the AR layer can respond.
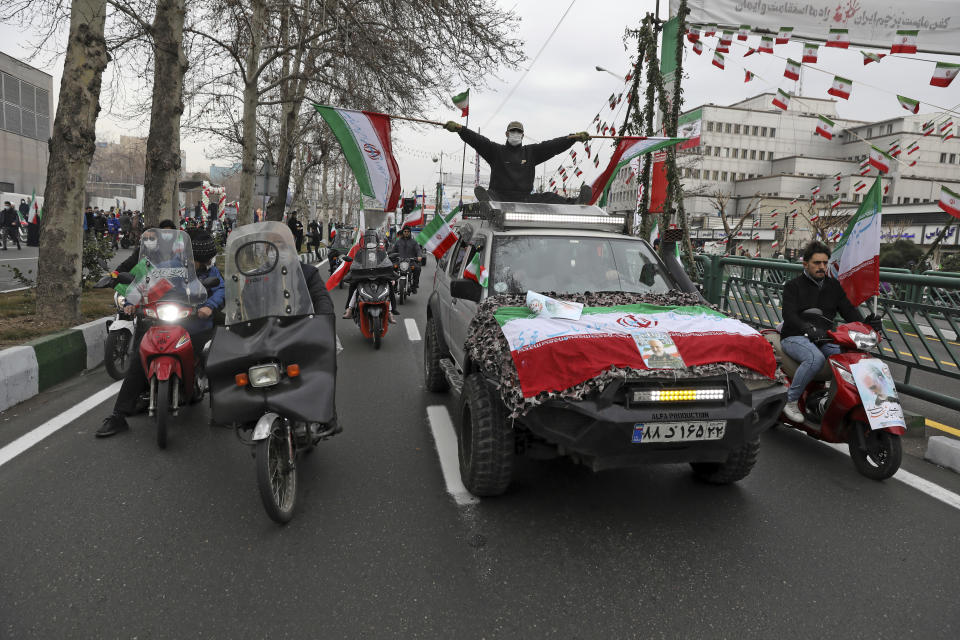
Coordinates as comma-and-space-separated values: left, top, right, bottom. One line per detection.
712, 170, 719, 180
693, 169, 700, 179
913, 198, 920, 203
731, 148, 738, 158
725, 123, 732, 133
759, 150, 766, 160
721, 171, 728, 181
713, 147, 720, 156
706, 121, 714, 132
886, 124, 893, 135
866, 127, 872, 138
942, 153, 949, 163
882, 195, 890, 204
950, 153, 957, 164
723, 147, 730, 157
750, 149, 757, 159
769, 127, 776, 137
751, 125, 759, 136
761, 127, 768, 136
703, 145, 711, 155
734, 124, 741, 134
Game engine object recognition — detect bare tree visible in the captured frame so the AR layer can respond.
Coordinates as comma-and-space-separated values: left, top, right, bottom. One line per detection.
709, 191, 761, 255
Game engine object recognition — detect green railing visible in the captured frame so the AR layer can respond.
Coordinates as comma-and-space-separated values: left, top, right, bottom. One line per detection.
693, 255, 960, 412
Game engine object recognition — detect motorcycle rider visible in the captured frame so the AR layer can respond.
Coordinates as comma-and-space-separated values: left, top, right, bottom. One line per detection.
96, 230, 225, 437
443, 120, 591, 204
390, 226, 424, 292
779, 241, 881, 423
342, 229, 398, 323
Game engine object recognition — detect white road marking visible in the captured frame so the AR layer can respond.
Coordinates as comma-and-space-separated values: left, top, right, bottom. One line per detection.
426, 405, 478, 506
820, 441, 960, 512
0, 257, 37, 261
0, 381, 123, 468
1, 286, 33, 293
319, 259, 328, 267
404, 318, 421, 341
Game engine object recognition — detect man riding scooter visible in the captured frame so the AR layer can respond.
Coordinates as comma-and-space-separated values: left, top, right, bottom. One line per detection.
342, 229, 399, 323
96, 230, 225, 437
390, 226, 425, 293
779, 241, 882, 423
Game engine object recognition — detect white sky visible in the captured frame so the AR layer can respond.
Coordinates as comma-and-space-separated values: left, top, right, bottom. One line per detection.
2, 0, 958, 198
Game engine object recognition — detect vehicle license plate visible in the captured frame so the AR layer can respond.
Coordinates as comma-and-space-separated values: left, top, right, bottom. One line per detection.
631, 421, 726, 444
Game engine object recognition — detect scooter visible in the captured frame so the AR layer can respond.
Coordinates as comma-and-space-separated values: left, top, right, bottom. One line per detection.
765, 309, 904, 480
97, 278, 138, 380
343, 256, 393, 349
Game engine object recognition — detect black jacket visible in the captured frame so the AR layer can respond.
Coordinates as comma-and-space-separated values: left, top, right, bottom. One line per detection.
781, 272, 863, 340
2, 206, 19, 227
458, 128, 575, 200
301, 262, 334, 316
391, 236, 422, 260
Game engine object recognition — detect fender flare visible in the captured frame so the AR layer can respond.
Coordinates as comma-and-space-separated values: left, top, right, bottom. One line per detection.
252, 412, 281, 441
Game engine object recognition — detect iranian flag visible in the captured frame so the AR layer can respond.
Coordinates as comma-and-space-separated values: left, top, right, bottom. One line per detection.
897, 95, 920, 114
718, 30, 733, 51
930, 62, 960, 87
712, 51, 725, 69
776, 27, 793, 44
416, 206, 459, 258
27, 188, 42, 223
325, 228, 363, 290
744, 70, 754, 83
784, 58, 801, 81
869, 146, 892, 173
854, 180, 866, 192
906, 140, 920, 155
862, 51, 886, 65
744, 47, 757, 57
802, 42, 819, 63
922, 121, 936, 136
314, 104, 401, 212
943, 123, 955, 142
590, 137, 685, 206
815, 115, 835, 139
692, 40, 703, 55
686, 27, 700, 42
938, 186, 960, 219
451, 90, 469, 117
703, 24, 716, 37
811, 185, 821, 195
464, 251, 488, 287
737, 25, 750, 40
890, 29, 918, 54
827, 75, 852, 100
758, 37, 774, 53
772, 89, 790, 110
826, 28, 850, 48
401, 205, 425, 228
829, 177, 883, 305
494, 303, 777, 398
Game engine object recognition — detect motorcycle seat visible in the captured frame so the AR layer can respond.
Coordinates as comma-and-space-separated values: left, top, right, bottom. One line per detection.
763, 332, 833, 382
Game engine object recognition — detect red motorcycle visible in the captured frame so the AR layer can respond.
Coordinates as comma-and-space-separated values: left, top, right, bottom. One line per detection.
121, 229, 219, 448
342, 243, 395, 349
766, 309, 904, 480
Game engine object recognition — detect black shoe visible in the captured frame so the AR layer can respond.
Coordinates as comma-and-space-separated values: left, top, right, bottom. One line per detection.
577, 184, 592, 204
96, 414, 129, 438
474, 186, 491, 202
391, 309, 400, 315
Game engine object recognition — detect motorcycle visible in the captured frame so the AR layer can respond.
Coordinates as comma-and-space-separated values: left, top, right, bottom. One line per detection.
121, 229, 220, 449
343, 249, 395, 349
327, 249, 343, 287
765, 308, 904, 480
396, 257, 422, 304
206, 222, 339, 524
94, 274, 138, 380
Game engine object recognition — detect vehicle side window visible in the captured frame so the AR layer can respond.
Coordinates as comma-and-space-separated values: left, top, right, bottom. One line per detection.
437, 242, 451, 272
449, 241, 469, 277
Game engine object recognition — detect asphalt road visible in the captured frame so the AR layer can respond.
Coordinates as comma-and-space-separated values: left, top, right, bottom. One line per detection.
0, 246, 135, 292
2, 259, 960, 638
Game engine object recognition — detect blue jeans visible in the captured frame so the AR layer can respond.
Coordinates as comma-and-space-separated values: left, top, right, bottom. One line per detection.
781, 336, 842, 402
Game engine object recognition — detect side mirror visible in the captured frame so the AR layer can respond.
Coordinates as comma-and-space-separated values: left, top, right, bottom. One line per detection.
201, 276, 221, 290
342, 256, 353, 263
94, 275, 114, 288
450, 278, 482, 303
116, 272, 135, 284
639, 263, 657, 287
802, 308, 824, 318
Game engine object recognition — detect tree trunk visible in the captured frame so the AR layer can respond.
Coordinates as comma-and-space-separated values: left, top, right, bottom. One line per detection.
36, 0, 109, 322
238, 0, 266, 226
143, 0, 187, 229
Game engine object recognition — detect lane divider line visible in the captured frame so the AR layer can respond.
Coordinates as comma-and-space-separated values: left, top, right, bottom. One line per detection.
819, 440, 960, 512
426, 405, 479, 506
404, 318, 421, 342
0, 381, 123, 469
926, 419, 960, 438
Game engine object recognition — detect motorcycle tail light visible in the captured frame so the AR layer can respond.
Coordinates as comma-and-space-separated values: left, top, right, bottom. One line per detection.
235, 373, 249, 387
286, 364, 300, 377
248, 364, 281, 387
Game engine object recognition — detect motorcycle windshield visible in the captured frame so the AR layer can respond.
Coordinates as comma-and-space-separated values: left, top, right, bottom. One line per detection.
124, 229, 208, 307
223, 221, 313, 325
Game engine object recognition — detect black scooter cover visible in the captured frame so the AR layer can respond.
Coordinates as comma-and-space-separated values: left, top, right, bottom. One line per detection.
206, 314, 337, 425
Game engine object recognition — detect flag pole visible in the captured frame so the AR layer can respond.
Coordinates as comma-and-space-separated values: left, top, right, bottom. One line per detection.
458, 112, 469, 207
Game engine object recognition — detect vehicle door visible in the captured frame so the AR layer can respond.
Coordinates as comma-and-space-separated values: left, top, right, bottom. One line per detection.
447, 235, 486, 367
438, 238, 471, 365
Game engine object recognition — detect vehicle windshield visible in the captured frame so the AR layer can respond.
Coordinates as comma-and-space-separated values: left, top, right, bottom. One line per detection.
490, 235, 672, 295
123, 228, 208, 307
331, 230, 355, 251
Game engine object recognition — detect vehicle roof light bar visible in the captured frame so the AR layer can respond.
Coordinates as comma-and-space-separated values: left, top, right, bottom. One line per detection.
502, 212, 619, 225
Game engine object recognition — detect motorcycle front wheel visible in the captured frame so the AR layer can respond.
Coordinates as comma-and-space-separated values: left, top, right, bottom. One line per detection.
156, 377, 173, 449
371, 314, 382, 350
104, 330, 133, 380
399, 278, 406, 305
848, 424, 902, 480
256, 419, 298, 524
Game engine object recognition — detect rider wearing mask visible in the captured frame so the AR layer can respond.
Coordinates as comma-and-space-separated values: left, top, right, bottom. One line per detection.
342, 230, 398, 323
115, 219, 178, 273
390, 226, 425, 292
444, 120, 591, 203
779, 241, 880, 423
96, 230, 226, 438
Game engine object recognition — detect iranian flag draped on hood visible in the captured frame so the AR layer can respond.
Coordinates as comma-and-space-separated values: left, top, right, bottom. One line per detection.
590, 137, 685, 206
829, 177, 883, 305
314, 104, 401, 212
495, 303, 777, 398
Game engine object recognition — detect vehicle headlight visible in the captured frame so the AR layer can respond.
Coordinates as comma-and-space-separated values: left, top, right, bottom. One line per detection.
849, 330, 878, 350
156, 304, 189, 322
632, 388, 726, 403
248, 364, 281, 388
400, 260, 410, 271
833, 363, 856, 385
376, 287, 389, 300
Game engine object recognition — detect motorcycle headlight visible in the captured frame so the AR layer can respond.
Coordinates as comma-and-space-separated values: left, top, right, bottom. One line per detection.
376, 286, 389, 300
157, 304, 189, 322
832, 363, 856, 385
849, 330, 878, 350
400, 261, 410, 271
248, 363, 281, 388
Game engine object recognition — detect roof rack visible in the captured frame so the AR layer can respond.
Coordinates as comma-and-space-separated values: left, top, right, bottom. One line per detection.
461, 200, 626, 232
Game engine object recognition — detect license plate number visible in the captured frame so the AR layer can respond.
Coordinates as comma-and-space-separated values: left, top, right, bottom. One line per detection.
631, 421, 726, 443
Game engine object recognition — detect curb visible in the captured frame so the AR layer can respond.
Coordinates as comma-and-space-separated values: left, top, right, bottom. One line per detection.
298, 247, 327, 264
0, 315, 111, 413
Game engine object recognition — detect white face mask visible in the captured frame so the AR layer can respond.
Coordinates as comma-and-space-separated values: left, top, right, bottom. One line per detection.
506, 132, 523, 146
142, 238, 158, 252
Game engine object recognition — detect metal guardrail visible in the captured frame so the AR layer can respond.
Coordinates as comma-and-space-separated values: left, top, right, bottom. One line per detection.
692, 255, 960, 412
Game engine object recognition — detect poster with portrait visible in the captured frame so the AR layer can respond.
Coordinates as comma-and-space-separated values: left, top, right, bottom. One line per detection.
637, 332, 687, 370
850, 359, 906, 431
525, 291, 583, 320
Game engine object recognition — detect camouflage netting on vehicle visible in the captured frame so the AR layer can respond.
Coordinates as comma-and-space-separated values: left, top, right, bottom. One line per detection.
464, 291, 784, 418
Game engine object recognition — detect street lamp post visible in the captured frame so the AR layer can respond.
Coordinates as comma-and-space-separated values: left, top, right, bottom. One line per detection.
595, 65, 623, 81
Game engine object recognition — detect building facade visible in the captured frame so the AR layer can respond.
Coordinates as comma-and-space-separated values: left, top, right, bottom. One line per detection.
0, 52, 53, 196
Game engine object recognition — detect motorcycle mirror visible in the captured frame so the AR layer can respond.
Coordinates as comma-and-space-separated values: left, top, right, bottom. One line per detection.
450, 278, 482, 303
115, 272, 135, 284
94, 275, 114, 288
201, 276, 221, 290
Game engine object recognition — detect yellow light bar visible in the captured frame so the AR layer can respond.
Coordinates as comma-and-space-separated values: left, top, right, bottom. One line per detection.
632, 388, 726, 403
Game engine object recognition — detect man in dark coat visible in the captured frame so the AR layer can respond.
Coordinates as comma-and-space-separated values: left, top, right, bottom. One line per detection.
2, 201, 22, 250
19, 199, 29, 220
444, 120, 590, 203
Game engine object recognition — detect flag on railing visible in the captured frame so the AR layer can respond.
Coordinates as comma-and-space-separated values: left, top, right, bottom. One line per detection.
829, 177, 882, 305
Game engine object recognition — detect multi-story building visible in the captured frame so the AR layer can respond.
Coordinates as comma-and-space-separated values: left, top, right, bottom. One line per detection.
0, 52, 53, 196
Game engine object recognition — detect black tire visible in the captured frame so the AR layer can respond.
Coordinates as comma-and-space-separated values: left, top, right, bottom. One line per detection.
458, 373, 514, 497
690, 437, 760, 484
255, 419, 298, 524
371, 314, 382, 349
399, 280, 406, 305
156, 378, 172, 449
848, 425, 901, 480
104, 330, 133, 381
424, 317, 450, 392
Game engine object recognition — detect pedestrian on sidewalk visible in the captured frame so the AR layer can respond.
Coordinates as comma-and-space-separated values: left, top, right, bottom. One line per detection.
1, 201, 21, 250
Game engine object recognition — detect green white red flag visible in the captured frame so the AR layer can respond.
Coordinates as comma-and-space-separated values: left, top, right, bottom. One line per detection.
712, 52, 725, 69
401, 205, 425, 228
590, 137, 686, 206
815, 115, 834, 139
897, 95, 920, 114
930, 62, 960, 87
494, 303, 777, 398
325, 227, 363, 290
828, 75, 852, 100
891, 29, 918, 54
415, 206, 459, 258
938, 186, 960, 219
28, 188, 42, 223
829, 177, 883, 305
772, 89, 790, 110
826, 28, 849, 48
784, 58, 801, 81
464, 251, 488, 287
776, 27, 793, 44
451, 90, 469, 117
868, 146, 892, 173
802, 42, 818, 63
314, 104, 401, 212
757, 37, 773, 54
861, 51, 886, 65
